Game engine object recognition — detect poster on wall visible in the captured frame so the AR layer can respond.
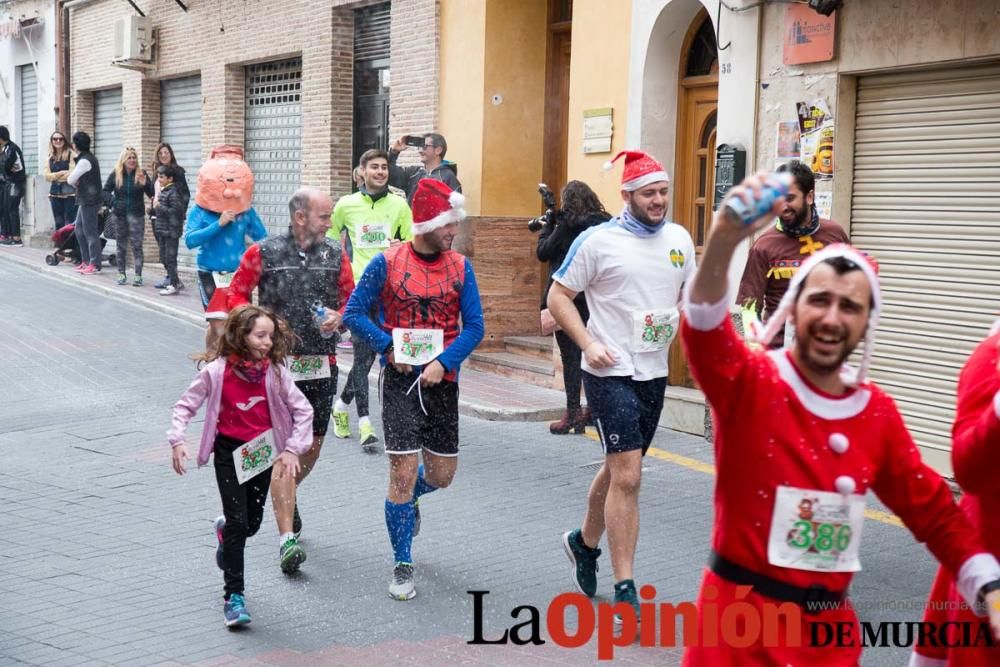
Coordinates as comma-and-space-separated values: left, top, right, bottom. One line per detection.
775, 121, 801, 168
797, 100, 834, 180
814, 191, 833, 220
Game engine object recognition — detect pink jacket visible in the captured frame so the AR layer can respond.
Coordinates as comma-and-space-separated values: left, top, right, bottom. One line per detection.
167, 358, 314, 466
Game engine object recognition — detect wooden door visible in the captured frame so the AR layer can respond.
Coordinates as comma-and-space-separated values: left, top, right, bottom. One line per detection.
670, 83, 718, 388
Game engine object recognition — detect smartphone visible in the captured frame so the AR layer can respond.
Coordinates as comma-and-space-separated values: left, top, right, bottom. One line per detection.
405, 135, 425, 148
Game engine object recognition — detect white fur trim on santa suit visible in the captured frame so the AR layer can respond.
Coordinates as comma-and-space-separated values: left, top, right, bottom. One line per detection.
768, 350, 872, 419
622, 170, 670, 192
412, 206, 466, 235
957, 552, 1000, 616
753, 243, 881, 388
907, 654, 947, 667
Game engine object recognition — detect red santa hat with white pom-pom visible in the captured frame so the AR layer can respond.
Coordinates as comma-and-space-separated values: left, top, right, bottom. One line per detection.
411, 178, 466, 235
753, 243, 881, 387
603, 150, 670, 191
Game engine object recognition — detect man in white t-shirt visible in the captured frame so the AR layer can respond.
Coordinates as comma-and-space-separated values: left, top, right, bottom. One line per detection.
548, 150, 695, 621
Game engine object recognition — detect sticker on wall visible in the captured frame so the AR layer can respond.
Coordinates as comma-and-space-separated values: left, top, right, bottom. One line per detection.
814, 191, 833, 220
797, 100, 834, 180
775, 121, 801, 168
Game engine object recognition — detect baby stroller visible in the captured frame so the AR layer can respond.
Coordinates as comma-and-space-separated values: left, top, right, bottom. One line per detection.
44, 206, 116, 267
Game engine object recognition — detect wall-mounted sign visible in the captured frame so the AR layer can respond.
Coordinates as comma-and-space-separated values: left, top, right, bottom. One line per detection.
583, 107, 613, 154
783, 5, 836, 65
0, 20, 22, 40
714, 144, 747, 211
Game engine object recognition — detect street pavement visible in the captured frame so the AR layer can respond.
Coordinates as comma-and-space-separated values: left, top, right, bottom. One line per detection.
0, 258, 946, 665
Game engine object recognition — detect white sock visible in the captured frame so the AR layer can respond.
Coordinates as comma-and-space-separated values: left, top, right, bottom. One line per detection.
359, 416, 371, 429
334, 398, 349, 413
280, 531, 295, 545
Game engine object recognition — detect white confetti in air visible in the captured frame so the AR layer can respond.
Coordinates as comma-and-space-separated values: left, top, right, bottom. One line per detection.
834, 475, 856, 495
828, 433, 849, 454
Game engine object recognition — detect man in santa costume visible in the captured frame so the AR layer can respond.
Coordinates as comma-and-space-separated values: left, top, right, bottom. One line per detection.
681, 172, 1000, 665
343, 178, 484, 601
909, 320, 1000, 667
548, 149, 695, 619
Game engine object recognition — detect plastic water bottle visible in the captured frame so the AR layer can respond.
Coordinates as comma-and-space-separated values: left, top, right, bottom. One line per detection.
313, 301, 334, 339
723, 172, 794, 226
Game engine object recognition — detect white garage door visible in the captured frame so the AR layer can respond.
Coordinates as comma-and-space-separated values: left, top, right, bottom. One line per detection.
18, 65, 38, 175
245, 58, 302, 235
160, 75, 202, 266
851, 62, 1000, 475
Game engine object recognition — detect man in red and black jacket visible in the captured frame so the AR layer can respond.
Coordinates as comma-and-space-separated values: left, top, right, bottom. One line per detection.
228, 186, 354, 574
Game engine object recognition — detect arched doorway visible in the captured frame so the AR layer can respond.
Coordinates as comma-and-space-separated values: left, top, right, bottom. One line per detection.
670, 9, 718, 389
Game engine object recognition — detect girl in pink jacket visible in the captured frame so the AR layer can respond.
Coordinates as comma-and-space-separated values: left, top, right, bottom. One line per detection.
168, 304, 313, 627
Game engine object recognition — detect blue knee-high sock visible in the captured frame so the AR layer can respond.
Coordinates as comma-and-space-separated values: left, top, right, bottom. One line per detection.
413, 464, 438, 501
385, 498, 415, 564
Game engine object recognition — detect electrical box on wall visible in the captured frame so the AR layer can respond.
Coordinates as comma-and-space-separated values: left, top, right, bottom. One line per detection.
113, 16, 154, 62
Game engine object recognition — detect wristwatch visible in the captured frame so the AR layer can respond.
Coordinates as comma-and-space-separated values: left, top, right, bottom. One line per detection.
976, 578, 1000, 613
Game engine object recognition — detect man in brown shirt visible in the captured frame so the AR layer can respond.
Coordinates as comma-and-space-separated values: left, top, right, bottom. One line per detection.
736, 160, 848, 347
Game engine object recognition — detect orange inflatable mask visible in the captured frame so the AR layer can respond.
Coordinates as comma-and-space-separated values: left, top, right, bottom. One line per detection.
195, 145, 255, 213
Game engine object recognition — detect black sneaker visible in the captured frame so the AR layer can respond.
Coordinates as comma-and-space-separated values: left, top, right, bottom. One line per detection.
562, 529, 601, 597
292, 505, 302, 539
9, 239, 23, 247
613, 579, 640, 626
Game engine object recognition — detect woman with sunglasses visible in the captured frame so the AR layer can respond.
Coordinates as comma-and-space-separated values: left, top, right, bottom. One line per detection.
104, 147, 154, 286
43, 132, 77, 232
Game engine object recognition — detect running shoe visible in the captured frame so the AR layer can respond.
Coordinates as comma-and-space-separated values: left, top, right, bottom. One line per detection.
613, 579, 640, 626
132, 275, 143, 287
160, 285, 179, 296
214, 515, 225, 570
223, 593, 251, 627
81, 264, 99, 275
279, 536, 306, 574
562, 529, 601, 598
332, 405, 351, 439
9, 238, 23, 247
336, 340, 353, 350
116, 273, 128, 285
292, 504, 302, 539
389, 562, 416, 600
74, 262, 87, 272
412, 499, 421, 538
359, 421, 379, 454
153, 277, 170, 289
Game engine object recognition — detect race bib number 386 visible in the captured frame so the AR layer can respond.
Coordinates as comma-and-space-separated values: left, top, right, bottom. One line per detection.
767, 485, 865, 573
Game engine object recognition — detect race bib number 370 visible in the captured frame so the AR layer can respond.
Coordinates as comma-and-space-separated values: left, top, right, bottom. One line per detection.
767, 485, 865, 573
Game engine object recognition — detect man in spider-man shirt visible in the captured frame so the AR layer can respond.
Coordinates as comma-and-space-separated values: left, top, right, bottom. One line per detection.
344, 178, 484, 602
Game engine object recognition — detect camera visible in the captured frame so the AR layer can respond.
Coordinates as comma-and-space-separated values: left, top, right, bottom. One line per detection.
404, 135, 426, 148
527, 183, 557, 233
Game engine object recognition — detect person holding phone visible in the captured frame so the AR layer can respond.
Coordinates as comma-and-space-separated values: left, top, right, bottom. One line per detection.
388, 133, 462, 204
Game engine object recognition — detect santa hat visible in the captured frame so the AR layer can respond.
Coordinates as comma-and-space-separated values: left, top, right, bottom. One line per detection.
205, 287, 231, 321
602, 150, 670, 192
753, 244, 881, 387
411, 178, 466, 235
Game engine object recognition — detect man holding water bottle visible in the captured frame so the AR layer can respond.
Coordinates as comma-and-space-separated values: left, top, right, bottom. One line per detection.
228, 187, 355, 572
680, 172, 1000, 665
343, 178, 484, 602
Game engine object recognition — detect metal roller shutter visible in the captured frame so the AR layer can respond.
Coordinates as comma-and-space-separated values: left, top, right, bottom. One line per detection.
160, 76, 202, 266
245, 59, 302, 234
18, 65, 38, 175
851, 63, 1000, 473
94, 89, 123, 179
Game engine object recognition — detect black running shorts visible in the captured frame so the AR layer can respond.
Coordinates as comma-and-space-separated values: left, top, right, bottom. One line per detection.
381, 365, 460, 457
295, 373, 338, 437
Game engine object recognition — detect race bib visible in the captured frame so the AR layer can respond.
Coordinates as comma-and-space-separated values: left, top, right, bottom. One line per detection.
232, 429, 276, 485
768, 485, 865, 573
632, 308, 680, 352
393, 328, 444, 366
288, 355, 331, 382
356, 222, 391, 249
212, 271, 234, 288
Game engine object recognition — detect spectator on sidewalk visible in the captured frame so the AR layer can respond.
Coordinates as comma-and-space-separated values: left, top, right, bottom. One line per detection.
153, 164, 187, 296
0, 125, 27, 247
104, 147, 154, 287
43, 132, 77, 232
150, 142, 190, 290
330, 149, 413, 453
536, 180, 611, 435
388, 133, 461, 204
66, 131, 103, 275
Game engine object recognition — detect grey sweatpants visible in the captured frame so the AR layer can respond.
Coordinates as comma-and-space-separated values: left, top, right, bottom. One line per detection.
113, 211, 146, 275
74, 204, 101, 268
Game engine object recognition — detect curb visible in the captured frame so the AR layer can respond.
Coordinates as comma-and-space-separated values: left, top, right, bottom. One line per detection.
0, 249, 205, 329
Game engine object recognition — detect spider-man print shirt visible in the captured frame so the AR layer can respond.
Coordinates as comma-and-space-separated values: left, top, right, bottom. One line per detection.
343, 243, 485, 381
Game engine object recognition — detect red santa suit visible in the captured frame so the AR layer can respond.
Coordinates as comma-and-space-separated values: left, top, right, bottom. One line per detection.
910, 323, 1000, 667
680, 245, 1000, 666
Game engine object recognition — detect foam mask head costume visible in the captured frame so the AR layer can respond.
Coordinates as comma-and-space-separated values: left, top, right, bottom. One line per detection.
195, 145, 254, 214
752, 243, 881, 388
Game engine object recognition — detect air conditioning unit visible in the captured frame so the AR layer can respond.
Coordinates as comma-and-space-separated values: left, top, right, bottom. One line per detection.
113, 15, 154, 62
